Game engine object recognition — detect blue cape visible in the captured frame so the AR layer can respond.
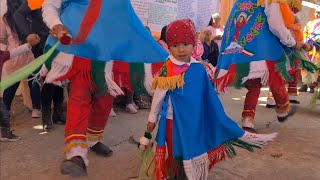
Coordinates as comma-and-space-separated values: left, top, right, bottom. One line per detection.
217, 0, 285, 70
156, 63, 244, 160
46, 0, 168, 63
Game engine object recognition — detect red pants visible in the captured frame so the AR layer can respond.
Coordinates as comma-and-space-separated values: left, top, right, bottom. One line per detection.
268, 69, 300, 101
242, 75, 289, 119
165, 119, 173, 169
63, 69, 114, 153
287, 69, 299, 96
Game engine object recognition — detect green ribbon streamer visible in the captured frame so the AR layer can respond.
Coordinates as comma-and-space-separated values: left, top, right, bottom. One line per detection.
0, 42, 59, 92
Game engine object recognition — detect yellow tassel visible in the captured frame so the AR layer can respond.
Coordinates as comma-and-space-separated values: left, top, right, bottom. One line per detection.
87, 135, 104, 142
64, 142, 88, 154
152, 74, 185, 90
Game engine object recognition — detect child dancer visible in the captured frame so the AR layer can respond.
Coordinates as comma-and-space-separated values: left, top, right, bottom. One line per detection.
266, 0, 311, 107
140, 19, 277, 180
214, 0, 319, 133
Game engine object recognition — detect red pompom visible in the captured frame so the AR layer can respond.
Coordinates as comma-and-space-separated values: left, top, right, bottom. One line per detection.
60, 34, 72, 45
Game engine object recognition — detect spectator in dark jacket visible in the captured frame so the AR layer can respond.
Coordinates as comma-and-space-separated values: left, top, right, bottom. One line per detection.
201, 28, 219, 67
14, 0, 65, 132
13, 0, 49, 57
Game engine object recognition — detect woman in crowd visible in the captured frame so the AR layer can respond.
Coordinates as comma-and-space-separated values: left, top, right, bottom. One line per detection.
208, 13, 225, 49
201, 27, 219, 66
0, 0, 41, 119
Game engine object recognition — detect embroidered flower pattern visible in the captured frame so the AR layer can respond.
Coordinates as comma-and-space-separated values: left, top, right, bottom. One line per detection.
226, 31, 230, 42
236, 1, 257, 13
225, 14, 236, 44
239, 13, 265, 46
253, 22, 262, 30
239, 2, 253, 11
245, 33, 254, 42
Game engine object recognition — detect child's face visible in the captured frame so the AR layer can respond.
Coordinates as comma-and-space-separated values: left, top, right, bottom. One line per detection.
169, 43, 194, 63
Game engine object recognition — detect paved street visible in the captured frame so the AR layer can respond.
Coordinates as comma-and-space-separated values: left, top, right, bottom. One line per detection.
1, 88, 319, 180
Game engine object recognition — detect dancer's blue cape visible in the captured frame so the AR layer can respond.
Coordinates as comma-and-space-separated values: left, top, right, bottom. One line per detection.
156, 63, 244, 160
46, 0, 169, 63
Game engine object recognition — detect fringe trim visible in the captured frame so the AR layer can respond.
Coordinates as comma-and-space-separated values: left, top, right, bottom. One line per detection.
215, 58, 290, 92
45, 52, 74, 85
214, 65, 236, 92
152, 74, 185, 90
39, 64, 49, 77
87, 134, 103, 142
182, 132, 277, 177
144, 63, 154, 95
239, 131, 277, 147
141, 132, 277, 179
207, 145, 228, 170
64, 142, 88, 154
242, 61, 269, 86
104, 61, 124, 97
207, 138, 263, 170
183, 153, 209, 180
153, 146, 166, 180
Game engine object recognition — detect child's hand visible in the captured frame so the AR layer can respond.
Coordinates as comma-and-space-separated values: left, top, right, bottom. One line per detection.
147, 122, 156, 133
26, 34, 40, 46
294, 42, 303, 50
50, 24, 68, 40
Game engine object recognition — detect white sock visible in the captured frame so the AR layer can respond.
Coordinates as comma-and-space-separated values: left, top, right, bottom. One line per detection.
242, 117, 255, 128
87, 140, 98, 147
66, 146, 89, 167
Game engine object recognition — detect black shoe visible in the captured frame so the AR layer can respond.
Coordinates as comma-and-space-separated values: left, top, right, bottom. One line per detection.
90, 142, 113, 157
42, 106, 54, 132
60, 156, 87, 177
277, 105, 297, 123
289, 100, 300, 104
52, 103, 66, 125
1, 128, 21, 142
242, 127, 257, 134
309, 88, 315, 93
266, 104, 276, 108
298, 85, 308, 92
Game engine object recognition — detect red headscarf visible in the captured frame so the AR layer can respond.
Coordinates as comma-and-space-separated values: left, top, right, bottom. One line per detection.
166, 19, 196, 48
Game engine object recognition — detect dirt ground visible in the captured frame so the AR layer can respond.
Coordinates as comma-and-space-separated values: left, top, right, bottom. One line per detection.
0, 88, 319, 180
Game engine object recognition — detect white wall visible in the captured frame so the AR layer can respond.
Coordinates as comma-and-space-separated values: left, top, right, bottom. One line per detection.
0, 1, 7, 50
0, 0, 7, 16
